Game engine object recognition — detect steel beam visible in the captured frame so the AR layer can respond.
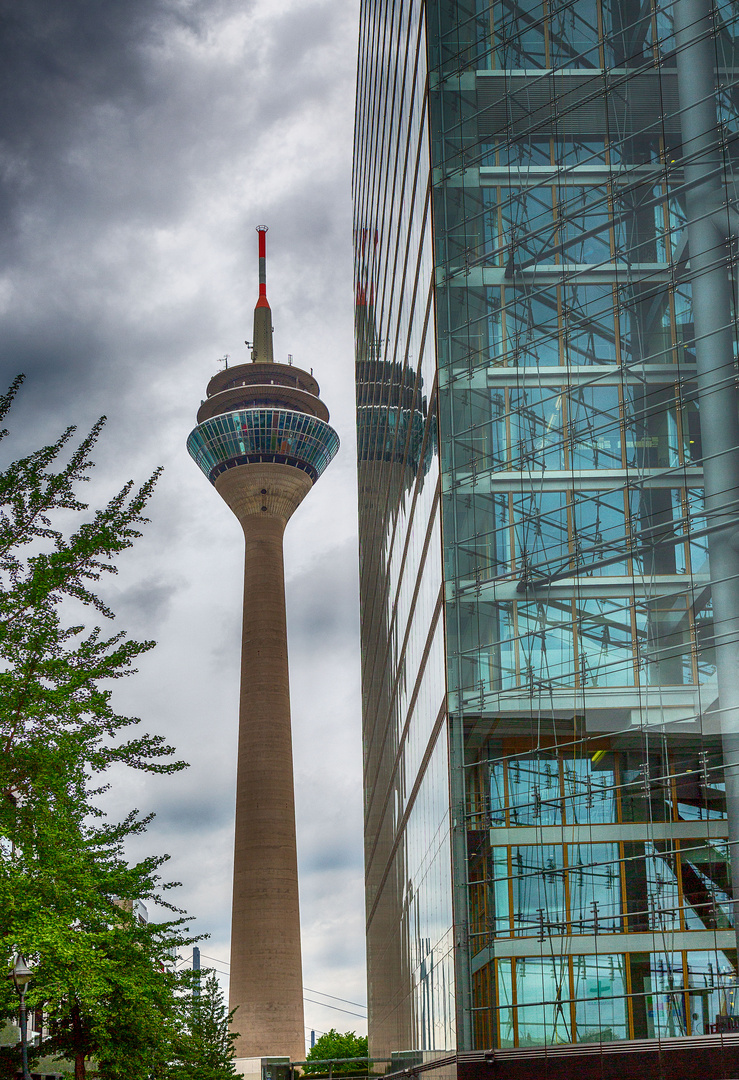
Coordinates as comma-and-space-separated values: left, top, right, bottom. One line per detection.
674, 0, 739, 958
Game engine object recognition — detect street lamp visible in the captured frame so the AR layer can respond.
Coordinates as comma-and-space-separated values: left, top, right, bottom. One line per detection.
7, 953, 33, 1080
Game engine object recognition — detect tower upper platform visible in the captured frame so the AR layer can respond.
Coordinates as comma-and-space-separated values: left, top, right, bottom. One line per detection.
197, 362, 329, 423
187, 229, 339, 489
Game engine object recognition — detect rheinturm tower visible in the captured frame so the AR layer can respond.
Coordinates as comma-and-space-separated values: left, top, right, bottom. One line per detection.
187, 227, 339, 1063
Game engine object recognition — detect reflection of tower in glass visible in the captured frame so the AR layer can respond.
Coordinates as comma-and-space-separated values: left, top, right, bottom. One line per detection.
355, 279, 430, 1054
188, 227, 339, 1062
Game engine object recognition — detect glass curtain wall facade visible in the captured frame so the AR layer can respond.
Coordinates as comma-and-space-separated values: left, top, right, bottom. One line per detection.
354, 0, 739, 1059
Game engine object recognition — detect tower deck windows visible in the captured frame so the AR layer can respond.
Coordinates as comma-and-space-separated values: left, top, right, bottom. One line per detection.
188, 407, 339, 484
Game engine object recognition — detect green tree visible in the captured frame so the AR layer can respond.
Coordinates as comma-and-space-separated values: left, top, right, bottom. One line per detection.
304, 1030, 369, 1075
166, 971, 239, 1079
0, 377, 192, 1078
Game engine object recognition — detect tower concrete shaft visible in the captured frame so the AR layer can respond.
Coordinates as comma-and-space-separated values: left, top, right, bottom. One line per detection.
217, 463, 311, 1062
187, 228, 339, 1063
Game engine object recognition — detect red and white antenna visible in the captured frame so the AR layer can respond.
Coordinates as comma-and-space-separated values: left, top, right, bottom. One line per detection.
256, 225, 269, 308
251, 226, 273, 362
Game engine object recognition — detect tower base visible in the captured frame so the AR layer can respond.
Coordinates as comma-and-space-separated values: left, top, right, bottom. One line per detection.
233, 1057, 292, 1080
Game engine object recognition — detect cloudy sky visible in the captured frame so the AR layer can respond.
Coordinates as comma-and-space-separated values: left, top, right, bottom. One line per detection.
0, 0, 365, 1046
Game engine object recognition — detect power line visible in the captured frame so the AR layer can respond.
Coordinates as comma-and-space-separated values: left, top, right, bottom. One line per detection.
303, 988, 367, 1011
200, 953, 229, 966
194, 963, 230, 979
304, 998, 367, 1020
194, 957, 367, 1017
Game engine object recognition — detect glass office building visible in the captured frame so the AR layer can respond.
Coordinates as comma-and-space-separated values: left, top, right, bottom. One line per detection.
354, 0, 739, 1061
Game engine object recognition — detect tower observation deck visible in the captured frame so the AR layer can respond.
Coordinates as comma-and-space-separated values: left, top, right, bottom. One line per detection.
187, 227, 338, 1063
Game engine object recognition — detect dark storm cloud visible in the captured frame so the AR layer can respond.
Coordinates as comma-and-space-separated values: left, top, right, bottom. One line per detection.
0, 0, 354, 427
0, 1, 184, 237
0, 0, 196, 423
152, 783, 234, 834
0, 0, 348, 241
300, 836, 362, 876
287, 539, 359, 649
109, 575, 182, 630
